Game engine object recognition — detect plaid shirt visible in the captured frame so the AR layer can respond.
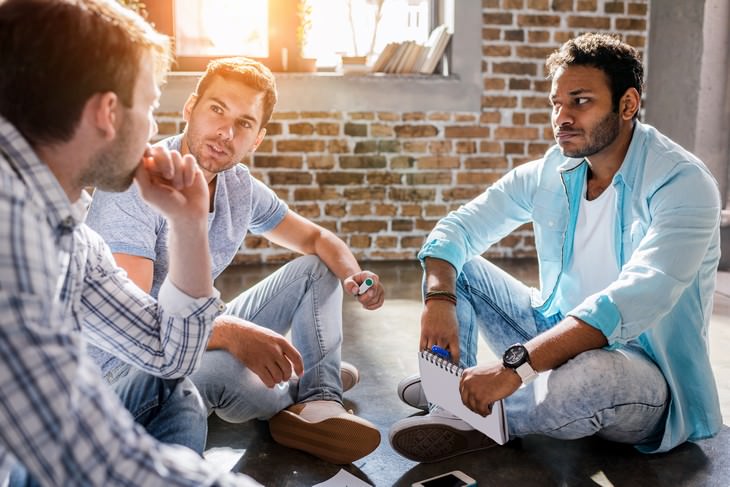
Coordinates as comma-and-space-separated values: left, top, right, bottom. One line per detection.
0, 116, 260, 486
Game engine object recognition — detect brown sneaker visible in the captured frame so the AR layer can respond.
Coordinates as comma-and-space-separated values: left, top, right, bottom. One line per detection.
340, 361, 360, 393
268, 400, 381, 464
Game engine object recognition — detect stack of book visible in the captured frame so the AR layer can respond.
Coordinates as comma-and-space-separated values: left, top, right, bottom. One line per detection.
371, 24, 451, 75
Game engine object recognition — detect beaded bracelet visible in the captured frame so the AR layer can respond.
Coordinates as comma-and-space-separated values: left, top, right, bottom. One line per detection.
424, 290, 457, 305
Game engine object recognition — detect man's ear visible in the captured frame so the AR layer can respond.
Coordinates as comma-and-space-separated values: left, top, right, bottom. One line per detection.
183, 93, 198, 122
620, 88, 641, 120
87, 92, 119, 141
251, 127, 267, 152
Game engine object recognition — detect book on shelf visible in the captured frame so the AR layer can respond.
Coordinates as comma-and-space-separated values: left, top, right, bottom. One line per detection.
370, 24, 451, 75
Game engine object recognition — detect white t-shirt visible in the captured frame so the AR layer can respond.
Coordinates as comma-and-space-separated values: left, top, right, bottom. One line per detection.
557, 178, 620, 315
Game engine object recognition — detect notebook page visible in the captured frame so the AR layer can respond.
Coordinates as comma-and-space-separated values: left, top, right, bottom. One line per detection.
418, 351, 508, 445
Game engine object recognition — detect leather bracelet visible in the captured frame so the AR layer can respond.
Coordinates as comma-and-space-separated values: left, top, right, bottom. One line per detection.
424, 290, 457, 305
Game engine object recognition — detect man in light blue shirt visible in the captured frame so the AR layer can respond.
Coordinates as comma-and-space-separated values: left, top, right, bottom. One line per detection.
390, 33, 722, 462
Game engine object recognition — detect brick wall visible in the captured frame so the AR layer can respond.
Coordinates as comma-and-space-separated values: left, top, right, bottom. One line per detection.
155, 0, 650, 265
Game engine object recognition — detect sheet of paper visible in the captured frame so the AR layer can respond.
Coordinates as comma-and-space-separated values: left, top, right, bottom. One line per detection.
313, 469, 372, 487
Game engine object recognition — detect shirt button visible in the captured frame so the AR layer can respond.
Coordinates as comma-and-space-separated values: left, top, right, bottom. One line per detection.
217, 303, 226, 311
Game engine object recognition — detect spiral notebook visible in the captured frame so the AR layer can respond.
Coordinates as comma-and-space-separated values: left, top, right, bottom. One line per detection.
418, 350, 508, 445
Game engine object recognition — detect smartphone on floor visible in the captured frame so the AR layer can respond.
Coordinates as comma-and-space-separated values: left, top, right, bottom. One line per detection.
411, 470, 477, 487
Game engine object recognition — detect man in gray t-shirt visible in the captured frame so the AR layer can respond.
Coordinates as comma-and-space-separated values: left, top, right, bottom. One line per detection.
85, 57, 385, 465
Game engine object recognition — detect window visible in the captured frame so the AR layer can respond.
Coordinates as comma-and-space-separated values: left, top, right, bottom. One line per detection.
145, 0, 435, 72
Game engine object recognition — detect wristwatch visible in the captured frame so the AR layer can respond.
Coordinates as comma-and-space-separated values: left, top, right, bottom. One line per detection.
502, 343, 538, 385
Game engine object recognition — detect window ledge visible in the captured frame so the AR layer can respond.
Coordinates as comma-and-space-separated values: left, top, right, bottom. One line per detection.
160, 71, 482, 112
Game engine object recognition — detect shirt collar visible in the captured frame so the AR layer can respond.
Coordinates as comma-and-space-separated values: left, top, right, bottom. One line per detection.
0, 115, 80, 232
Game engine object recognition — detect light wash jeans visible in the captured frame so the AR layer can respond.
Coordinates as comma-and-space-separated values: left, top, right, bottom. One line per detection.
191, 255, 344, 422
8, 367, 207, 487
454, 257, 669, 446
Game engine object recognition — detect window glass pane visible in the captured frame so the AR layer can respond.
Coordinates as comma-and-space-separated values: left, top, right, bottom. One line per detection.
174, 0, 268, 57
303, 0, 431, 67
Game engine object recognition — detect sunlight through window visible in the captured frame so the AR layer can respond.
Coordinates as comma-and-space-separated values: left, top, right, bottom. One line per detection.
175, 0, 268, 57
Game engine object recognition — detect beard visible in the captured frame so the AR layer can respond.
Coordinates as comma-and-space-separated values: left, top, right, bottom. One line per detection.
186, 131, 240, 175
82, 115, 140, 192
558, 110, 620, 158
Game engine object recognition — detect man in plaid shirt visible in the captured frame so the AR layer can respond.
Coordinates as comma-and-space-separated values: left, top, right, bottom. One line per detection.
0, 0, 260, 485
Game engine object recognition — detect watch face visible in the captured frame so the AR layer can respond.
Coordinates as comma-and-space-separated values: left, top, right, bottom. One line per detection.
504, 344, 526, 367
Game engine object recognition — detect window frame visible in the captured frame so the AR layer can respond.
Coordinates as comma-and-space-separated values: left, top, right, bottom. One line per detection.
155, 0, 482, 113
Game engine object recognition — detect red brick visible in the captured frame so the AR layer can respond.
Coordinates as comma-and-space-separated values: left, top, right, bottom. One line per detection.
577, 0, 598, 10
375, 236, 398, 247
377, 112, 400, 121
389, 188, 436, 201
484, 77, 506, 91
406, 172, 453, 185
344, 123, 368, 137
479, 141, 502, 153
271, 112, 299, 120
625, 35, 646, 48
482, 27, 501, 40
315, 172, 364, 185
516, 46, 558, 59
504, 29, 526, 41
495, 127, 540, 140
340, 155, 387, 169
517, 14, 560, 27
567, 16, 611, 29
529, 112, 551, 124
505, 142, 526, 154
425, 204, 448, 217
341, 220, 387, 233
528, 30, 551, 43
604, 2, 624, 13
522, 96, 550, 109
445, 126, 490, 138
301, 111, 340, 119
391, 156, 417, 169
276, 140, 325, 152
493, 62, 538, 75
268, 171, 313, 185
402, 141, 427, 153
480, 112, 502, 124
374, 204, 397, 216
371, 123, 394, 137
527, 0, 549, 9
288, 122, 314, 135
509, 78, 531, 90
294, 187, 340, 201
244, 235, 270, 249
483, 12, 513, 25
400, 205, 422, 217
512, 112, 526, 125
325, 204, 347, 217
482, 96, 518, 108
504, 0, 525, 8
292, 203, 320, 218
307, 155, 336, 169
615, 18, 646, 30
394, 125, 439, 138
348, 112, 375, 120
401, 236, 426, 248
327, 140, 350, 153
529, 142, 551, 155
465, 156, 508, 169
417, 156, 460, 169
391, 219, 414, 231
551, 0, 574, 11
368, 172, 403, 185
456, 141, 477, 154
350, 235, 372, 248
315, 122, 340, 135
403, 112, 426, 121
483, 45, 511, 57
255, 139, 273, 153
628, 3, 647, 15
428, 112, 451, 121
429, 141, 453, 154
350, 203, 372, 216
344, 187, 386, 200
442, 187, 484, 201
253, 155, 303, 168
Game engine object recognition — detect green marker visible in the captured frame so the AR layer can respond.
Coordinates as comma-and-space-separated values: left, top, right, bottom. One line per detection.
358, 277, 374, 295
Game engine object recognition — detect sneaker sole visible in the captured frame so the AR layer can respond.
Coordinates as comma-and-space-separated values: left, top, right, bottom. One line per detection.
269, 410, 381, 464
390, 423, 496, 463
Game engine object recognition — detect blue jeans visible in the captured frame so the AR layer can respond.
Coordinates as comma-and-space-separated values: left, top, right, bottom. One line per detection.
454, 257, 669, 445
9, 365, 207, 487
190, 255, 344, 422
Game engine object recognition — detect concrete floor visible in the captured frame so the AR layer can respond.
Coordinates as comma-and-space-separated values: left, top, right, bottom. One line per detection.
209, 259, 730, 486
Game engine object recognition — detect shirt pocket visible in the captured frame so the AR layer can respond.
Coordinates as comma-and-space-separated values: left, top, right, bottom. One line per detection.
532, 204, 567, 262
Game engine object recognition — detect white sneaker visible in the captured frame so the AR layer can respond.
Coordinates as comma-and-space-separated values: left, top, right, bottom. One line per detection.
396, 374, 428, 411
388, 406, 496, 463
340, 361, 360, 393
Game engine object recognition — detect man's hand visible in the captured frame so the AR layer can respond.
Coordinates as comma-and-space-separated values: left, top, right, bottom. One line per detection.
134, 145, 208, 224
420, 300, 461, 363
210, 316, 304, 388
459, 362, 521, 416
344, 271, 385, 310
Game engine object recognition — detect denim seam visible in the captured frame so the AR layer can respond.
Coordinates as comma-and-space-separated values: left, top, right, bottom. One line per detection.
463, 282, 532, 343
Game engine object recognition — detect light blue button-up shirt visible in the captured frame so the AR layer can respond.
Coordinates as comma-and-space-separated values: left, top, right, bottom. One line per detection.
419, 121, 722, 452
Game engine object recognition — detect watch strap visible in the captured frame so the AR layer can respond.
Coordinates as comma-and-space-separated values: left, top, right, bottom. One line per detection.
515, 362, 538, 385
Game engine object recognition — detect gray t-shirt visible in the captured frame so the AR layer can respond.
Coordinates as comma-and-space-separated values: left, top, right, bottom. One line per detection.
85, 134, 288, 376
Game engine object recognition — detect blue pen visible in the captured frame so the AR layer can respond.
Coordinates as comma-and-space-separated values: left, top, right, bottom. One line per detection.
431, 345, 452, 362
